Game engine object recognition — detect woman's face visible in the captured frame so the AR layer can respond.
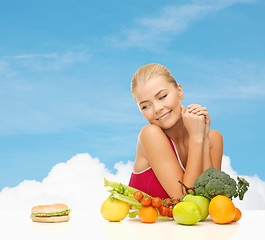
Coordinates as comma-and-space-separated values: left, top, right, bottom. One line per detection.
134, 75, 183, 130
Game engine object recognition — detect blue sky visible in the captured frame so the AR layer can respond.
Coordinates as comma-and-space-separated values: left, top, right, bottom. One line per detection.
0, 0, 264, 190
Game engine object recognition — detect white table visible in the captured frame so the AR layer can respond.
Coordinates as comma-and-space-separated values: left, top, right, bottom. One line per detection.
1, 209, 264, 240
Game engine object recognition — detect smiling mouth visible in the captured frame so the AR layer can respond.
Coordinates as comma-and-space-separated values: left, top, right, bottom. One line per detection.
157, 110, 172, 120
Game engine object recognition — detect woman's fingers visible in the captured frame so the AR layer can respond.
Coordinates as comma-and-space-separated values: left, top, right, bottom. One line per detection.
187, 104, 201, 110
194, 108, 207, 115
187, 104, 201, 112
187, 105, 207, 115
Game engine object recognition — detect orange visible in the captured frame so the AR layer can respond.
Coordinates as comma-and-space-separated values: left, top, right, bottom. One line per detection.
138, 206, 158, 223
232, 207, 242, 222
209, 195, 236, 224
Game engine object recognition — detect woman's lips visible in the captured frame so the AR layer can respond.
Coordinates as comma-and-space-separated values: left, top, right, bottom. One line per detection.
157, 110, 172, 120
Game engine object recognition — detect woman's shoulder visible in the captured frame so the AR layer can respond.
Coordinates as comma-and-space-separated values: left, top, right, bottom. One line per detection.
209, 129, 223, 139
137, 124, 170, 150
209, 129, 223, 147
139, 124, 165, 140
134, 124, 168, 172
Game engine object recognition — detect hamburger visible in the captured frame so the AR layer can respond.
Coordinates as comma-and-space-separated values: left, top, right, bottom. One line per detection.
31, 203, 71, 223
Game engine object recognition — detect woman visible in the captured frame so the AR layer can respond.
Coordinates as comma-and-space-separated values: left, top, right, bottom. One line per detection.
128, 63, 223, 200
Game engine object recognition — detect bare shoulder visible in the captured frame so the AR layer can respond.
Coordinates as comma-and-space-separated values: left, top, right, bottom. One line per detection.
137, 124, 171, 155
139, 124, 165, 140
134, 124, 170, 172
209, 129, 223, 146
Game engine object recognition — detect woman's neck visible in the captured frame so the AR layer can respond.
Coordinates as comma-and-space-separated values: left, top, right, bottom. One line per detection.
163, 117, 188, 144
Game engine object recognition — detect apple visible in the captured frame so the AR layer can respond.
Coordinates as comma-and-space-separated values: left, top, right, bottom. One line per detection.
182, 194, 210, 221
172, 202, 201, 225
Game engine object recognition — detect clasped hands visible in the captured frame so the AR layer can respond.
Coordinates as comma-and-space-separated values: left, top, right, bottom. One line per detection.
181, 104, 210, 140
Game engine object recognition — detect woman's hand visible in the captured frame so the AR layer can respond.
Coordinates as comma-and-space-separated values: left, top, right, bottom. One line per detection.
187, 104, 211, 139
181, 105, 205, 141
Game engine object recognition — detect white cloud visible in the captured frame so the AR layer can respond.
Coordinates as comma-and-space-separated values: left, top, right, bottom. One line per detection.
107, 0, 256, 48
0, 154, 133, 212
221, 156, 265, 210
0, 153, 264, 214
8, 47, 91, 71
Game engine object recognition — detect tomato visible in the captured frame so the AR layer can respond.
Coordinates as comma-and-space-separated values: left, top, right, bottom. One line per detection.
133, 191, 143, 201
163, 198, 179, 208
163, 198, 173, 207
151, 197, 162, 209
159, 205, 169, 216
141, 196, 151, 207
167, 208, 173, 218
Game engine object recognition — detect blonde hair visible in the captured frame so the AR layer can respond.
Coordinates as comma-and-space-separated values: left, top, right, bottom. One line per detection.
131, 63, 178, 99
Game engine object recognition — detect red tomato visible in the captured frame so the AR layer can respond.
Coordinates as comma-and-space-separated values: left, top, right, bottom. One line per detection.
133, 191, 143, 201
159, 205, 169, 216
163, 198, 173, 207
163, 198, 179, 208
167, 208, 173, 218
141, 196, 151, 207
151, 197, 162, 209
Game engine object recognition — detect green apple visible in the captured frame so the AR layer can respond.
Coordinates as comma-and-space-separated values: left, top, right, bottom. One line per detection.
182, 194, 210, 221
172, 202, 201, 225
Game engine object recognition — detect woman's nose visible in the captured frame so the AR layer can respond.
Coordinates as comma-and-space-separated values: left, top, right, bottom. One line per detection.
154, 102, 163, 113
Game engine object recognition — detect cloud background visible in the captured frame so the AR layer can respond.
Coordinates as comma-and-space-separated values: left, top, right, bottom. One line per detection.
0, 0, 265, 218
0, 153, 264, 215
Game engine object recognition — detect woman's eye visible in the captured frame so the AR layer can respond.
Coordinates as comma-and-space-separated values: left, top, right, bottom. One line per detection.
159, 94, 167, 100
141, 105, 148, 110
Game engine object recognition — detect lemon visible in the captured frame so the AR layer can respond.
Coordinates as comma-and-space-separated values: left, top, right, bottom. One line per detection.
100, 198, 130, 222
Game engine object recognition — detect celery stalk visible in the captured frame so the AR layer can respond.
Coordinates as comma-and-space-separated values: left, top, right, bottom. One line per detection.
112, 192, 142, 209
104, 178, 151, 197
104, 178, 138, 194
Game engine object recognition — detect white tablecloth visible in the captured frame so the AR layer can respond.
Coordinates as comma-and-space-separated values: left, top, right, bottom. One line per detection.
1, 209, 264, 240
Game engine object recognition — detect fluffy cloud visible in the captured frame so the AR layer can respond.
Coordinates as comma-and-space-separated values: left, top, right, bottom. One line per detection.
221, 156, 265, 210
0, 154, 133, 212
0, 153, 264, 215
107, 0, 256, 48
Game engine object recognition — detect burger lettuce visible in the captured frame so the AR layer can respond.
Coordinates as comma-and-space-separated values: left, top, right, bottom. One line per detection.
30, 209, 71, 218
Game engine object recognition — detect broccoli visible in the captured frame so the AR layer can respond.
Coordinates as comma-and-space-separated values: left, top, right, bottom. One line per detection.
194, 167, 249, 200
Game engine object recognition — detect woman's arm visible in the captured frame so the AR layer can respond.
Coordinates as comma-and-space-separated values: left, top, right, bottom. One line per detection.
187, 104, 223, 170
180, 105, 206, 188
208, 130, 223, 170
138, 124, 185, 199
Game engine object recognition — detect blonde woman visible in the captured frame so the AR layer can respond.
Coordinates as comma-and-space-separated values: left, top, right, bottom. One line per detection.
128, 63, 223, 200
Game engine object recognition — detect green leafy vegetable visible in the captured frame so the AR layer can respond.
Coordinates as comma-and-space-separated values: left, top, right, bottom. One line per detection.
194, 167, 250, 200
234, 176, 250, 200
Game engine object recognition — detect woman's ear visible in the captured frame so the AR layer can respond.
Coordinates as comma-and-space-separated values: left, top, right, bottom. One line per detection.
178, 84, 184, 100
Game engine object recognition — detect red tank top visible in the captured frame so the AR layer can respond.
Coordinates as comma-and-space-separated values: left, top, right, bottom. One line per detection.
128, 136, 185, 199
